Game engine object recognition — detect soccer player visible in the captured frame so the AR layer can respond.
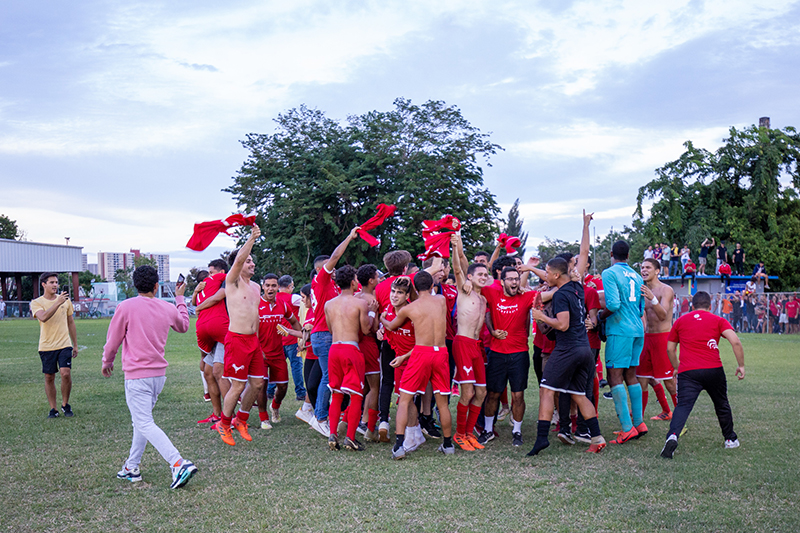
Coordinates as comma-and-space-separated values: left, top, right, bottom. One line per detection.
449, 233, 490, 451
102, 265, 197, 488
216, 225, 264, 446
481, 265, 536, 447
310, 227, 361, 437
382, 271, 455, 459
637, 258, 678, 421
258, 273, 301, 428
661, 291, 745, 459
601, 240, 647, 444
355, 264, 382, 442
324, 265, 377, 451
32, 273, 78, 418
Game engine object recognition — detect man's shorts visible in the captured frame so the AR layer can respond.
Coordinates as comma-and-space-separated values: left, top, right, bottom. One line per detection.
359, 335, 381, 376
452, 335, 486, 386
486, 350, 530, 393
263, 353, 289, 384
540, 345, 594, 395
790, 316, 799, 325
223, 331, 264, 382
398, 345, 450, 396
636, 332, 673, 380
202, 342, 225, 366
196, 317, 229, 355
392, 362, 409, 395
660, 259, 669, 268
39, 347, 72, 374
604, 334, 644, 369
328, 343, 365, 397
698, 257, 707, 265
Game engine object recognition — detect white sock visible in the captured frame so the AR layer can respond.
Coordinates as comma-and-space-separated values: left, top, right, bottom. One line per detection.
485, 416, 494, 433
512, 418, 522, 434
201, 372, 208, 394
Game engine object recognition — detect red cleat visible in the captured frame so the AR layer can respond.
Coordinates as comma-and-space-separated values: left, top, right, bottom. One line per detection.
610, 426, 639, 444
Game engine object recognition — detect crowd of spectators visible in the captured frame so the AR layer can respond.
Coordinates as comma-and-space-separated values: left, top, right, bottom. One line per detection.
672, 291, 800, 334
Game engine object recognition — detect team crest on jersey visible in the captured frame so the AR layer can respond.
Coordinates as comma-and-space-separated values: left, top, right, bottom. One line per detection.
707, 339, 718, 350
694, 313, 701, 319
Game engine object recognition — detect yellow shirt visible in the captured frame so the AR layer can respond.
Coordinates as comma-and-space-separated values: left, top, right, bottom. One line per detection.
31, 296, 74, 351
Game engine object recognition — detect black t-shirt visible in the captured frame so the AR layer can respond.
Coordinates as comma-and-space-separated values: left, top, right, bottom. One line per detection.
699, 245, 710, 258
551, 281, 590, 349
732, 248, 745, 263
717, 246, 727, 261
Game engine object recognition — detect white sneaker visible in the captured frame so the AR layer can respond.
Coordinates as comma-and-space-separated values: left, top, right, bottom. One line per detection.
295, 408, 313, 424
378, 421, 391, 442
170, 459, 197, 489
404, 427, 424, 452
497, 406, 511, 421
724, 438, 740, 449
310, 418, 329, 437
116, 465, 142, 482
260, 420, 273, 430
268, 404, 281, 423
356, 421, 368, 436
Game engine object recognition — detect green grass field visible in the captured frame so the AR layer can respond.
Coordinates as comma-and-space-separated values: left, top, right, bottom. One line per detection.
1, 318, 799, 533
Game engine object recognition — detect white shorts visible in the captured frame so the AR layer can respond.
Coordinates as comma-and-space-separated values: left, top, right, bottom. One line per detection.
203, 342, 225, 366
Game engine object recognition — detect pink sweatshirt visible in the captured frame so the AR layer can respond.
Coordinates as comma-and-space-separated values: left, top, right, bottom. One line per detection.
102, 295, 190, 380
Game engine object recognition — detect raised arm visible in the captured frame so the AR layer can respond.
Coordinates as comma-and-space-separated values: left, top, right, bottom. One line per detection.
228, 225, 261, 285
451, 234, 467, 290
575, 210, 592, 279
323, 226, 360, 273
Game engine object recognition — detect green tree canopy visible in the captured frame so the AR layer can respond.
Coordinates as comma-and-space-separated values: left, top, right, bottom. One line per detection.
225, 98, 502, 277
635, 123, 800, 289
503, 198, 528, 258
0, 214, 20, 240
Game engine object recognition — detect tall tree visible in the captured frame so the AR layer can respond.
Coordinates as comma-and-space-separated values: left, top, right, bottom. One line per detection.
0, 214, 20, 240
226, 98, 502, 277
503, 198, 528, 257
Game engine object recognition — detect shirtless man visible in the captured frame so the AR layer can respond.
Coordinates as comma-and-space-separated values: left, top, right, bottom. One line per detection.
381, 271, 454, 459
355, 264, 382, 442
324, 265, 377, 451
450, 233, 490, 451
637, 258, 678, 420
216, 225, 264, 446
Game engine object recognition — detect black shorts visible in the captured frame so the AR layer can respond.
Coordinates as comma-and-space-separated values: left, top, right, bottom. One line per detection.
790, 316, 799, 325
39, 347, 73, 374
486, 350, 530, 393
540, 345, 594, 396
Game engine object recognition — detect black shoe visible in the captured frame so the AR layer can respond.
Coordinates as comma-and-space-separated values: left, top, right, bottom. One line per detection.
661, 436, 678, 459
328, 435, 340, 451
61, 404, 74, 418
476, 430, 495, 446
512, 432, 523, 447
420, 416, 442, 439
48, 408, 59, 419
603, 391, 613, 400
343, 437, 365, 451
557, 430, 575, 445
599, 379, 608, 388
574, 430, 592, 444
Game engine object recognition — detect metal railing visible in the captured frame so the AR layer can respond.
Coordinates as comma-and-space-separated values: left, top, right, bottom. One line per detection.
673, 292, 800, 334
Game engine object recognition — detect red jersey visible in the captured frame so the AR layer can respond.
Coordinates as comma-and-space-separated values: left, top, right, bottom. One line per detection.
196, 272, 229, 327
441, 283, 458, 340
277, 291, 301, 346
311, 266, 340, 334
584, 274, 603, 291
668, 310, 733, 373
685, 262, 696, 273
383, 304, 416, 356
786, 299, 800, 319
584, 285, 602, 350
719, 263, 732, 275
258, 297, 293, 357
482, 286, 536, 354
376, 273, 418, 311
302, 309, 317, 360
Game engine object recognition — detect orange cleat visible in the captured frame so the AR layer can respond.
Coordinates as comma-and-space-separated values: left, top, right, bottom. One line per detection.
634, 422, 648, 438
217, 423, 235, 446
610, 426, 639, 444
650, 411, 672, 421
453, 433, 475, 451
465, 433, 484, 450
586, 438, 607, 453
233, 417, 253, 442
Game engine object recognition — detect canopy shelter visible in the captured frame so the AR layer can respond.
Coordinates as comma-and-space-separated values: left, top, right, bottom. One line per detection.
0, 238, 83, 302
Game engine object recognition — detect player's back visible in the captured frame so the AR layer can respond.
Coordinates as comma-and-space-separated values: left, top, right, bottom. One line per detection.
601, 262, 644, 337
326, 294, 363, 343
407, 295, 447, 347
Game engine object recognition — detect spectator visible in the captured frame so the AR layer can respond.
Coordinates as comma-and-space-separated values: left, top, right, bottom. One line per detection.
754, 298, 767, 333
680, 245, 691, 273
778, 297, 788, 334
752, 261, 769, 290
0, 296, 4, 320
680, 297, 690, 317
661, 243, 671, 277
744, 295, 756, 333
716, 241, 728, 275
698, 238, 714, 276
653, 243, 662, 270
769, 297, 781, 334
718, 261, 732, 289
786, 294, 800, 334
681, 259, 697, 288
670, 243, 681, 277
644, 245, 654, 260
731, 243, 746, 276
721, 295, 733, 322
731, 293, 743, 332
712, 293, 722, 316
744, 277, 757, 296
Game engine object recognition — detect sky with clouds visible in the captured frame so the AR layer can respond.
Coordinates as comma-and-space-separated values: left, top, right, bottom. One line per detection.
2, 0, 799, 279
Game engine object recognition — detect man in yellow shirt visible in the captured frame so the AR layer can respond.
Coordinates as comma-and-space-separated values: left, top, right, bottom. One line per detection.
31, 273, 78, 418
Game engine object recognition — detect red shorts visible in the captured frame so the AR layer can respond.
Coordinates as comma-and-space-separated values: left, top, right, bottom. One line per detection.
328, 343, 365, 397
393, 362, 409, 395
263, 352, 289, 383
196, 317, 229, 354
398, 345, 450, 396
453, 335, 487, 386
359, 335, 381, 375
223, 331, 265, 382
636, 332, 674, 380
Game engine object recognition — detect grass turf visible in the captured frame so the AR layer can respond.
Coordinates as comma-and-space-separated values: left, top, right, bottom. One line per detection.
1, 318, 798, 532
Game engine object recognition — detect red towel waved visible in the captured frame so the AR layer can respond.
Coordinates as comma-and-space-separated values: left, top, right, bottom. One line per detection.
186, 214, 257, 251
497, 233, 522, 255
356, 204, 396, 247
417, 215, 461, 260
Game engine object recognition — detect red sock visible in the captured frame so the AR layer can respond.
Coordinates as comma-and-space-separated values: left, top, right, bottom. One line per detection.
465, 404, 481, 435
329, 393, 343, 437
500, 387, 508, 406
272, 398, 281, 410
592, 374, 600, 409
221, 413, 233, 429
596, 360, 604, 381
367, 408, 379, 432
456, 402, 468, 435
642, 390, 649, 418
236, 410, 249, 423
342, 405, 349, 422
671, 393, 678, 410
259, 410, 268, 422
653, 383, 670, 413
346, 395, 363, 440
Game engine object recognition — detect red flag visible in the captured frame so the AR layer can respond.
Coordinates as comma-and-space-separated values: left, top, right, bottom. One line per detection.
417, 215, 461, 260
497, 233, 522, 255
356, 204, 396, 247
186, 214, 257, 251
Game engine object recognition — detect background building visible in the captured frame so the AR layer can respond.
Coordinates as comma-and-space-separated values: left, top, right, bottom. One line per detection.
96, 249, 170, 282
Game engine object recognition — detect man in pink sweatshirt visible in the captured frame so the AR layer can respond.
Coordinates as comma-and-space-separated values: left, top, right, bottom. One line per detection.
102, 265, 198, 489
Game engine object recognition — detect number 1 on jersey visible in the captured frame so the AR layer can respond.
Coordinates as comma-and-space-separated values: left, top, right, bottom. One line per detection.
629, 279, 637, 302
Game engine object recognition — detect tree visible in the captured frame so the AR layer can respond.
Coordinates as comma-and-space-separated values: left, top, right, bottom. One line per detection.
114, 256, 158, 300
636, 123, 800, 290
0, 214, 19, 240
503, 198, 528, 258
536, 237, 581, 265
225, 98, 502, 278
78, 270, 103, 298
